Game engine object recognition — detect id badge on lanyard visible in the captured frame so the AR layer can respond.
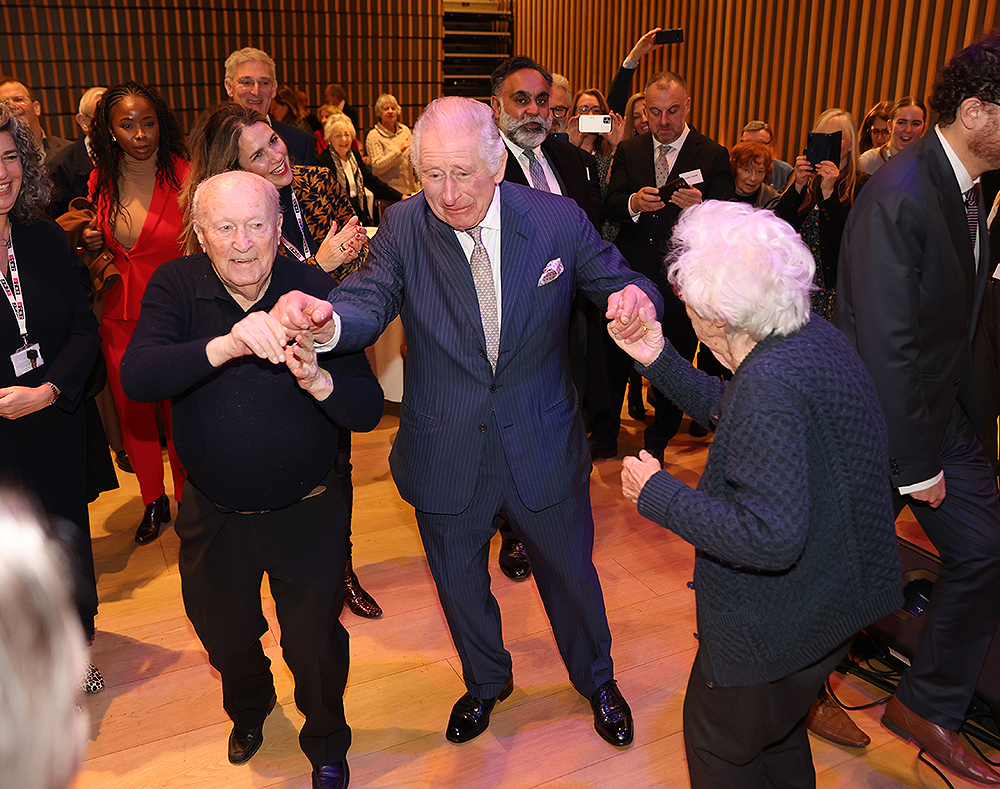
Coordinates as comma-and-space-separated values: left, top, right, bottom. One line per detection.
2, 238, 44, 376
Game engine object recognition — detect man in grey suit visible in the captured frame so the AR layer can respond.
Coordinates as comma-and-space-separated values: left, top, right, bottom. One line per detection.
838, 31, 1000, 785
273, 96, 663, 749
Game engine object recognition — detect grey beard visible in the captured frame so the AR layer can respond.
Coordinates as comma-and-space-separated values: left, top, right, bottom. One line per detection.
499, 108, 551, 149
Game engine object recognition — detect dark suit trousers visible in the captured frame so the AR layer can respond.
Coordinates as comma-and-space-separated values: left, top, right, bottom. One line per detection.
894, 404, 1000, 730
683, 639, 850, 789
415, 414, 615, 699
176, 469, 352, 766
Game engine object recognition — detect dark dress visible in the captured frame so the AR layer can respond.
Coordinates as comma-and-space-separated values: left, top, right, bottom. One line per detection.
0, 216, 104, 639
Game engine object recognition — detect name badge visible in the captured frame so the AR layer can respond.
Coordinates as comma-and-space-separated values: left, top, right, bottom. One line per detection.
679, 169, 704, 186
11, 343, 43, 377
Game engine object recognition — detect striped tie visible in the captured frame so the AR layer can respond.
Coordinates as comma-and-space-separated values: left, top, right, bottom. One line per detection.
465, 226, 499, 371
966, 184, 981, 249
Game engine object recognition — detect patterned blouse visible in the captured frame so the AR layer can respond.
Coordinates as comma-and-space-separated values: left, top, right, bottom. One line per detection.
291, 165, 368, 282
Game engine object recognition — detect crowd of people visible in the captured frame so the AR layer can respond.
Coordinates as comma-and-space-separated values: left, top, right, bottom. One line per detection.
2, 25, 1000, 789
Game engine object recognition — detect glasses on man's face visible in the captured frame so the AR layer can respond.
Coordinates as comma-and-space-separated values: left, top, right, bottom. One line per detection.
4, 94, 32, 106
550, 106, 569, 119
236, 77, 275, 90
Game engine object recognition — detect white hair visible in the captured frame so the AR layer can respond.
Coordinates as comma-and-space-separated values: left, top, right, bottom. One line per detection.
324, 111, 356, 143
667, 201, 814, 341
410, 96, 506, 177
224, 47, 276, 80
191, 170, 281, 231
373, 93, 401, 118
0, 490, 87, 789
78, 86, 106, 117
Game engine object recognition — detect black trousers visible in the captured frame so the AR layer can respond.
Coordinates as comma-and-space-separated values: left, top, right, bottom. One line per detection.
176, 467, 351, 767
894, 405, 1000, 730
416, 415, 614, 699
683, 640, 850, 789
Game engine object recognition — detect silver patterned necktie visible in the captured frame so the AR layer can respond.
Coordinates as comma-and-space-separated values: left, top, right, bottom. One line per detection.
465, 226, 499, 371
523, 148, 551, 192
655, 144, 671, 187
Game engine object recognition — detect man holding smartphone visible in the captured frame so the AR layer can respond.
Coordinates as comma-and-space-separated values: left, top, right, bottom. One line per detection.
606, 71, 735, 461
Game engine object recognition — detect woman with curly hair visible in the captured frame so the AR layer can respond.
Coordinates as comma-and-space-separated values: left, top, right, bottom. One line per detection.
82, 81, 188, 545
0, 103, 108, 692
181, 102, 381, 619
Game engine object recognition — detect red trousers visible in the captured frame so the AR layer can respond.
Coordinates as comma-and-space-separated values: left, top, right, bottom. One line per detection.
101, 317, 184, 505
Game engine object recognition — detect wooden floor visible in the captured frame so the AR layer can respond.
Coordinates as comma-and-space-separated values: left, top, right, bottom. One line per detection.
73, 403, 994, 789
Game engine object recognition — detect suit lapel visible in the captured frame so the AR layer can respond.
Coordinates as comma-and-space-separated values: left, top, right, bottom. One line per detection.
668, 129, 702, 182
425, 209, 486, 346
497, 183, 535, 370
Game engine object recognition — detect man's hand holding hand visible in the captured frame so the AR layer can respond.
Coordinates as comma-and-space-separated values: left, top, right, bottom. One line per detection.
206, 311, 288, 367
271, 290, 336, 343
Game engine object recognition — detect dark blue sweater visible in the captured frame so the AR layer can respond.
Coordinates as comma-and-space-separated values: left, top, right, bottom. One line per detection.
637, 316, 902, 686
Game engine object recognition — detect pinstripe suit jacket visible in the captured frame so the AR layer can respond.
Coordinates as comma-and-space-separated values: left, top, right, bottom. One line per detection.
331, 181, 662, 514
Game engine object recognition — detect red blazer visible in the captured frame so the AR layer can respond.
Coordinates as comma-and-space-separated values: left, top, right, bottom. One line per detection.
89, 155, 189, 323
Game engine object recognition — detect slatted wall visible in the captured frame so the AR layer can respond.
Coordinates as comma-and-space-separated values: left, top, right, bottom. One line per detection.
512, 0, 999, 163
2, 0, 443, 140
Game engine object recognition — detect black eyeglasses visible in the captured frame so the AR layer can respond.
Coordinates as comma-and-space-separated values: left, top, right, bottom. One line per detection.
550, 106, 569, 119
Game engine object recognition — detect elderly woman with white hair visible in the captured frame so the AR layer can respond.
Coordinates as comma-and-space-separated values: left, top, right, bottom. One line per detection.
364, 93, 419, 195
609, 200, 902, 788
320, 113, 403, 225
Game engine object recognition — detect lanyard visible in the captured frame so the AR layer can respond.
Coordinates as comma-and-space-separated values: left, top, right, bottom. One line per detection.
1, 238, 29, 343
280, 188, 312, 263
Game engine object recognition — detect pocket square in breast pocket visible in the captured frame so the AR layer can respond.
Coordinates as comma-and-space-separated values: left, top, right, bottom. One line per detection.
537, 258, 564, 286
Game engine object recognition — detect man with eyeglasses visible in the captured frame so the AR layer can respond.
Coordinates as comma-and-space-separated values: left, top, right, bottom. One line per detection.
607, 71, 734, 463
548, 73, 573, 135
223, 47, 316, 166
0, 77, 71, 166
739, 120, 792, 192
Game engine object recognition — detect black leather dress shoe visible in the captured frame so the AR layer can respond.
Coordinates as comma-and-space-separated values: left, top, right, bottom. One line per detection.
228, 692, 277, 764
135, 493, 171, 545
590, 680, 633, 746
114, 449, 134, 474
312, 760, 350, 789
498, 537, 531, 580
446, 676, 514, 743
343, 562, 383, 618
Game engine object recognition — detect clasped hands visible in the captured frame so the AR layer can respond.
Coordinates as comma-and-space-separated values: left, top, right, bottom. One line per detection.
205, 296, 337, 400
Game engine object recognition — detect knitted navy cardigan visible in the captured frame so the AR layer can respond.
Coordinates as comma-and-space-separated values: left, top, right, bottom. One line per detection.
636, 316, 902, 687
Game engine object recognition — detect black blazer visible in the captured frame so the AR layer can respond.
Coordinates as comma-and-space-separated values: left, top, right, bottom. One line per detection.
607, 128, 734, 286
274, 119, 316, 166
838, 131, 990, 486
502, 136, 604, 230
48, 136, 94, 217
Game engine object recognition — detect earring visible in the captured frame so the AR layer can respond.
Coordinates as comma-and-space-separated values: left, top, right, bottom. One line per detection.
111, 135, 117, 142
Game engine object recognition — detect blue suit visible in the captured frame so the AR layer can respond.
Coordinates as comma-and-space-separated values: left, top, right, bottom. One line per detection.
331, 181, 662, 697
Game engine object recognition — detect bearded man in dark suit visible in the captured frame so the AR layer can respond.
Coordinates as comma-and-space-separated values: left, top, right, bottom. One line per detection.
838, 31, 1000, 785
606, 71, 735, 460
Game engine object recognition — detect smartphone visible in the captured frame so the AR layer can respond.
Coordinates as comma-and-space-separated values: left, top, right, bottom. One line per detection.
578, 114, 612, 134
658, 177, 689, 201
805, 131, 842, 166
654, 29, 684, 45
548, 131, 569, 142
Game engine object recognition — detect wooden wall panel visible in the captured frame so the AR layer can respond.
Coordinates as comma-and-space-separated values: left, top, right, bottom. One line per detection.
511, 0, 999, 164
1, 0, 443, 140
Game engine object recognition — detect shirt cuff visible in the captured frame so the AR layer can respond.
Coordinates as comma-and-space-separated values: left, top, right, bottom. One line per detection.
623, 59, 639, 69
628, 194, 641, 222
898, 470, 944, 496
313, 310, 342, 353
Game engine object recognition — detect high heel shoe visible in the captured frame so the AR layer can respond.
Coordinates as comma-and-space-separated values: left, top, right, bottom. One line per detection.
135, 493, 170, 545
343, 556, 382, 618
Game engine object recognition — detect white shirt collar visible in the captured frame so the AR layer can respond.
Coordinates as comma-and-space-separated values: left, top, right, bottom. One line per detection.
935, 125, 977, 194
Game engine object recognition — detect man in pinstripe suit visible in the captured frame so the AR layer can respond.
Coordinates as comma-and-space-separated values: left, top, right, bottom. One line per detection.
273, 96, 662, 748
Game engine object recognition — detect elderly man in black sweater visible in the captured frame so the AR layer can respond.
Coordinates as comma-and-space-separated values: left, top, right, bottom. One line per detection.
120, 171, 381, 789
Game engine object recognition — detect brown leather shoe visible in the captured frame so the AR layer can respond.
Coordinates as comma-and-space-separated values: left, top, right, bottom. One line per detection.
882, 695, 1000, 784
807, 687, 870, 747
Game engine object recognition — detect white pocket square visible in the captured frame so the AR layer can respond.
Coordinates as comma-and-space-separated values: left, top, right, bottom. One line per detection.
537, 258, 564, 286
